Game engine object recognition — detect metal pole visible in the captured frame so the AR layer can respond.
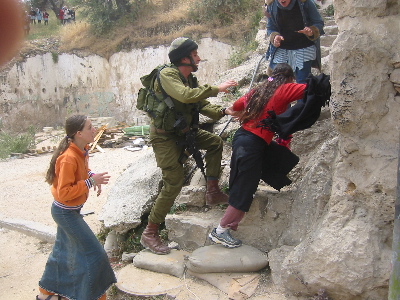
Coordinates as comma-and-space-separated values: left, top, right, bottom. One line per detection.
216, 55, 266, 137
389, 137, 400, 299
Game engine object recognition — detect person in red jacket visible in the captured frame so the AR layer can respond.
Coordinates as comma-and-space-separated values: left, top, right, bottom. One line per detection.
209, 63, 306, 248
36, 115, 116, 300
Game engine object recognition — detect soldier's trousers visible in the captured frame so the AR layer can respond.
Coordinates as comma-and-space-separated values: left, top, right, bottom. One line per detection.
148, 128, 223, 224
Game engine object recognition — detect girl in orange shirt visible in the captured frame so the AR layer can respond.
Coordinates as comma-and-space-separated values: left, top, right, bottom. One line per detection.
37, 115, 116, 300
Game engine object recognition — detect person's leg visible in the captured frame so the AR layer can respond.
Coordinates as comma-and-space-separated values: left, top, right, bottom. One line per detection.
37, 287, 55, 299
295, 60, 313, 84
143, 134, 183, 254
208, 205, 245, 248
39, 204, 116, 299
195, 129, 228, 205
220, 205, 246, 231
209, 129, 266, 248
228, 129, 266, 212
98, 294, 106, 300
149, 135, 184, 224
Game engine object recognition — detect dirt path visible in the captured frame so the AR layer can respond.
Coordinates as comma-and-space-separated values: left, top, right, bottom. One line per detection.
0, 146, 146, 300
0, 145, 301, 300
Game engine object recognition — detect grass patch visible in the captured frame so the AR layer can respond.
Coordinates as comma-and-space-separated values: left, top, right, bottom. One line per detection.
0, 127, 36, 159
25, 14, 62, 40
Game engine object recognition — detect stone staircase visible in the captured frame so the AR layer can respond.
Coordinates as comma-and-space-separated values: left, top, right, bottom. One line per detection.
165, 11, 340, 256
117, 8, 340, 299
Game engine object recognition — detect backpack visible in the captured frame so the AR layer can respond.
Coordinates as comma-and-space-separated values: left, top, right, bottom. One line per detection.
136, 64, 174, 119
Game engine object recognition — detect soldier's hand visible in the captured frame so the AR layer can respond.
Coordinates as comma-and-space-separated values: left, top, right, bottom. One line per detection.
218, 80, 238, 93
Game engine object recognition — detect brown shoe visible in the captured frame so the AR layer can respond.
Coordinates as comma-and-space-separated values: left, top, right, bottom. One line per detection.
140, 221, 170, 255
206, 179, 229, 206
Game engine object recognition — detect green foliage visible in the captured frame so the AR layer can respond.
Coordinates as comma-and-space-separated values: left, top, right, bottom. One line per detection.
123, 229, 144, 253
51, 51, 59, 63
0, 127, 36, 159
169, 203, 187, 214
96, 225, 111, 244
323, 4, 334, 17
25, 14, 62, 40
221, 182, 229, 194
221, 86, 243, 102
189, 0, 256, 25
227, 3, 262, 67
226, 129, 238, 144
73, 0, 147, 36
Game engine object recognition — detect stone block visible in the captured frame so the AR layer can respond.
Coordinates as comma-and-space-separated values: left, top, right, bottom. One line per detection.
166, 211, 224, 251
187, 245, 268, 273
133, 249, 190, 278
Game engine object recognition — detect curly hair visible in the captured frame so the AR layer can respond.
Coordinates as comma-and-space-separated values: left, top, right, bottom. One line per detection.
240, 63, 295, 125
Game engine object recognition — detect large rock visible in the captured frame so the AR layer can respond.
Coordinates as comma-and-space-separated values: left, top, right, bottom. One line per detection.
265, 1, 400, 299
100, 149, 162, 233
187, 245, 268, 274
133, 249, 190, 278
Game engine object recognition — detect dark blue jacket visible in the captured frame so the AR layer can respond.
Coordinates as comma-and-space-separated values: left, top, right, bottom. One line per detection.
265, 0, 325, 70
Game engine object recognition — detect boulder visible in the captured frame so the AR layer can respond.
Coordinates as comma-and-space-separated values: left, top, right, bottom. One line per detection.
100, 150, 162, 233
133, 249, 190, 278
187, 245, 268, 274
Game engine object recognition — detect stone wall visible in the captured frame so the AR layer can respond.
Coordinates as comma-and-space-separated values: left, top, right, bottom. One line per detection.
0, 38, 233, 131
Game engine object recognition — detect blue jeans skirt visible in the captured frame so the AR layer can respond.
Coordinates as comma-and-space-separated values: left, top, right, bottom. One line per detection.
39, 203, 116, 300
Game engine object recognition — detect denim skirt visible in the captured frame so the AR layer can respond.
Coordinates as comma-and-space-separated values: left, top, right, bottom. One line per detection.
39, 203, 116, 300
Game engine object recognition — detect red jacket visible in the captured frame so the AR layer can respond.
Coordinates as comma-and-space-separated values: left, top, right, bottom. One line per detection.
233, 83, 305, 144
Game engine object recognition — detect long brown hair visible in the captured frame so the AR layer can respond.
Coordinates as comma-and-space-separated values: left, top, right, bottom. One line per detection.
45, 115, 87, 185
240, 63, 295, 125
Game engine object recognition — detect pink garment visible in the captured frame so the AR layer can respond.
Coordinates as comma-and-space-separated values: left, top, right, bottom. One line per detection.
220, 205, 246, 231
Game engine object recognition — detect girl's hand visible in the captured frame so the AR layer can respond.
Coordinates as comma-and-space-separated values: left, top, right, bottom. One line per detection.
95, 184, 102, 197
92, 172, 110, 185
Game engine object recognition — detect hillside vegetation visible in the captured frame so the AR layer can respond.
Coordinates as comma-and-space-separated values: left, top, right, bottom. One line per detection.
56, 0, 262, 59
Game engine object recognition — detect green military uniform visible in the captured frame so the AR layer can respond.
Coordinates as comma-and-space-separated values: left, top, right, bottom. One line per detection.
149, 65, 224, 224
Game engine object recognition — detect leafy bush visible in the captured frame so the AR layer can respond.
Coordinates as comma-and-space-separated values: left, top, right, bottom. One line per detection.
73, 0, 147, 35
189, 0, 257, 25
0, 127, 36, 159
323, 4, 334, 17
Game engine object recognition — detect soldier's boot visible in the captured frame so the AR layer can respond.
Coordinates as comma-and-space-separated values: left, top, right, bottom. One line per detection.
206, 179, 229, 206
140, 221, 170, 255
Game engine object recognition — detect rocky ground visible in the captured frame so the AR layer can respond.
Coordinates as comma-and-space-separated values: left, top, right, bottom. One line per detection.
0, 135, 307, 300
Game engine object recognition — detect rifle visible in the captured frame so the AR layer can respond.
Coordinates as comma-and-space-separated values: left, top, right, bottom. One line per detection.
174, 115, 207, 182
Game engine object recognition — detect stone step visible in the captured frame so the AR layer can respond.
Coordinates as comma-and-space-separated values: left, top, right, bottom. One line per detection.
165, 209, 224, 251
320, 34, 337, 47
324, 16, 336, 27
324, 24, 339, 35
166, 185, 293, 253
321, 45, 331, 58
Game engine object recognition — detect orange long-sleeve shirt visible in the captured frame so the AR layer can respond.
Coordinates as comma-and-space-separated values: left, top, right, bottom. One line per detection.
51, 142, 90, 207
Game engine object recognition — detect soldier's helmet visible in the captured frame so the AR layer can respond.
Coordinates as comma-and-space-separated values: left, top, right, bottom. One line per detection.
168, 37, 198, 64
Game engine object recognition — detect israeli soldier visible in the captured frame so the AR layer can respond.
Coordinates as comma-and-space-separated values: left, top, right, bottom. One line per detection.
140, 37, 238, 254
